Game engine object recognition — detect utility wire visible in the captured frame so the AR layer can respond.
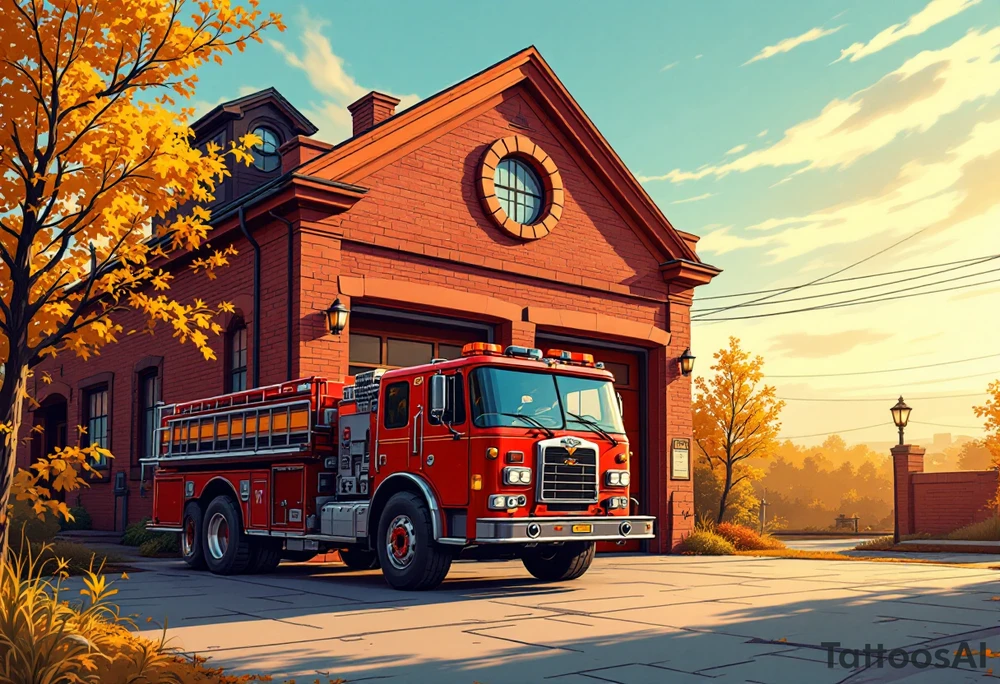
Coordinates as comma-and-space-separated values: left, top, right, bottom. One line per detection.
765, 353, 1000, 378
776, 392, 986, 403
692, 224, 937, 320
778, 423, 888, 440
696, 254, 1000, 301
692, 255, 1000, 314
911, 420, 984, 430
692, 271, 1000, 322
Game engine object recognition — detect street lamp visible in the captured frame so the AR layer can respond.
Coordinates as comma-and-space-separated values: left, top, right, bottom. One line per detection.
679, 348, 696, 376
890, 396, 912, 446
325, 298, 350, 335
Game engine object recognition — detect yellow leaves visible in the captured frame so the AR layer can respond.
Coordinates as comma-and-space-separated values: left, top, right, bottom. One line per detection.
41, 371, 53, 385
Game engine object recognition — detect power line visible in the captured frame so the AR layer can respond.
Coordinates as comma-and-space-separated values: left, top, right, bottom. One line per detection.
695, 254, 1000, 301
692, 272, 1000, 322
776, 392, 986, 403
764, 353, 1000, 378
911, 420, 984, 430
846, 369, 1000, 392
778, 423, 887, 440
692, 256, 1000, 314
693, 224, 937, 320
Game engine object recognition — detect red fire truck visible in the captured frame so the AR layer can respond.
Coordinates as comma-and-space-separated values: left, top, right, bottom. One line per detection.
144, 343, 654, 590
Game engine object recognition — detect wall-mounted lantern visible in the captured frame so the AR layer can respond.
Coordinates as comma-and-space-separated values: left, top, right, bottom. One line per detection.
326, 298, 350, 335
679, 348, 696, 376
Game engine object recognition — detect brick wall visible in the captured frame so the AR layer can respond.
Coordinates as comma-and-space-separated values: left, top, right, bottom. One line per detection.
892, 445, 998, 537
911, 471, 998, 536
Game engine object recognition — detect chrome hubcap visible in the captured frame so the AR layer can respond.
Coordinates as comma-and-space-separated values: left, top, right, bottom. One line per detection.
206, 512, 229, 560
386, 515, 416, 570
182, 518, 196, 557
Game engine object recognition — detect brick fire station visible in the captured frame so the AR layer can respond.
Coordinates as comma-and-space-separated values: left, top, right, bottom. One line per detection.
22, 47, 719, 553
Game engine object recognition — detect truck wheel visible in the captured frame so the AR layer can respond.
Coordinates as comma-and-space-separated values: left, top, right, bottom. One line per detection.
202, 495, 253, 575
247, 538, 282, 574
522, 542, 595, 582
376, 492, 452, 590
181, 502, 206, 569
340, 546, 379, 570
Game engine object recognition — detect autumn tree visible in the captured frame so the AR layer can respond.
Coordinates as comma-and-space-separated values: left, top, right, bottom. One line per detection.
0, 0, 283, 546
956, 439, 994, 471
974, 381, 1000, 466
693, 337, 784, 524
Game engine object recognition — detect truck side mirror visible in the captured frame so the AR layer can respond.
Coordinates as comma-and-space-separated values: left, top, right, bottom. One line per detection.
429, 373, 447, 422
617, 392, 624, 419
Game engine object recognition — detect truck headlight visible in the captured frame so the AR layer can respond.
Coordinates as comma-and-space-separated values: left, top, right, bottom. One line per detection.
488, 494, 508, 510
605, 470, 629, 488
504, 467, 531, 485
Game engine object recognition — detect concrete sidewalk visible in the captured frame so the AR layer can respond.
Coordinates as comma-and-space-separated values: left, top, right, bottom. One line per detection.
74, 553, 1000, 683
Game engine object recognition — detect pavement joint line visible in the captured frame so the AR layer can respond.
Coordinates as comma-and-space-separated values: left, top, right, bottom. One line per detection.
692, 658, 763, 673
462, 625, 583, 653
891, 598, 1000, 614
226, 608, 324, 630
874, 614, 982, 627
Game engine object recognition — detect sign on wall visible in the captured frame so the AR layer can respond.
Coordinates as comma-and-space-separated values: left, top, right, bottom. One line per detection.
671, 438, 690, 480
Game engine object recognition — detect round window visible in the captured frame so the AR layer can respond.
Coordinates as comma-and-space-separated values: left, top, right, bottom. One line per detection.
250, 126, 281, 172
493, 157, 544, 225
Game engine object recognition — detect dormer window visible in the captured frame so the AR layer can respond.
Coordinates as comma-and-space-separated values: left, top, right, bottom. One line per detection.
250, 126, 281, 172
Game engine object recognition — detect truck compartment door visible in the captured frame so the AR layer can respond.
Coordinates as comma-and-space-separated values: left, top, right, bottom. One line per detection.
271, 466, 305, 532
153, 476, 184, 526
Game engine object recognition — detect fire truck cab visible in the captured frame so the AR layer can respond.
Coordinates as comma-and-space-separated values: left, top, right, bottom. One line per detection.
145, 343, 655, 590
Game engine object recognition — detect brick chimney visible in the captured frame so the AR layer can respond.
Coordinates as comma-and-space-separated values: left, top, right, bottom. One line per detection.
278, 135, 333, 173
347, 91, 401, 137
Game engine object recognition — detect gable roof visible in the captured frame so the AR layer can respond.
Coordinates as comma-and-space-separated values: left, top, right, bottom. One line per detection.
302, 47, 706, 266
193, 87, 319, 140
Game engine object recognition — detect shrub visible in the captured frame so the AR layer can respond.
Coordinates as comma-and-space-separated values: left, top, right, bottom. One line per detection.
138, 534, 180, 557
947, 516, 1000, 542
716, 522, 786, 551
679, 530, 736, 555
8, 498, 60, 550
59, 506, 93, 531
855, 535, 895, 551
121, 517, 159, 547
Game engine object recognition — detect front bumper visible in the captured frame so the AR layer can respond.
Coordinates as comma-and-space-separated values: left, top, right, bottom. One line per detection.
475, 516, 655, 544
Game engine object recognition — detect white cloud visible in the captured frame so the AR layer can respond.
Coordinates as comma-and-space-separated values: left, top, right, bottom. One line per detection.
694, 54, 703, 60
744, 25, 845, 66
725, 144, 747, 155
757, 129, 768, 138
671, 192, 715, 205
699, 115, 1000, 262
835, 0, 981, 63
641, 28, 1000, 184
661, 61, 679, 72
269, 16, 419, 142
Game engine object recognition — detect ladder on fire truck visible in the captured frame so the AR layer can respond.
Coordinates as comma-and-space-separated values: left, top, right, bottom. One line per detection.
144, 378, 333, 465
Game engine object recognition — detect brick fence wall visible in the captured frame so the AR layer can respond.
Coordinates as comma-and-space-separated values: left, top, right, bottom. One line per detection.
893, 445, 998, 537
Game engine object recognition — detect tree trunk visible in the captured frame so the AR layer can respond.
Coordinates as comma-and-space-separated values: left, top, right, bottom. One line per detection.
0, 364, 29, 556
717, 461, 734, 525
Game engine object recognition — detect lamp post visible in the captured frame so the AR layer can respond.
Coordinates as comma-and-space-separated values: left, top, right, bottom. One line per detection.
890, 396, 912, 446
679, 348, 696, 376
326, 298, 350, 335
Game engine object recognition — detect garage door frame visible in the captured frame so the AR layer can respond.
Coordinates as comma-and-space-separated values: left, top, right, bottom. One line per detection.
351, 305, 497, 342
535, 331, 651, 553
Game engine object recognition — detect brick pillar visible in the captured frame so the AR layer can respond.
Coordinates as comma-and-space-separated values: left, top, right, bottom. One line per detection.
663, 293, 694, 553
501, 319, 535, 348
892, 444, 925, 542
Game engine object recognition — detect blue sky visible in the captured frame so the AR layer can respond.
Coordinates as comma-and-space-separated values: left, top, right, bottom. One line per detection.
191, 0, 1000, 446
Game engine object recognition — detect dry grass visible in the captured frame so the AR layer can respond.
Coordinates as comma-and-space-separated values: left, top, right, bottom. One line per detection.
678, 530, 736, 555
716, 523, 785, 551
946, 517, 1000, 542
854, 535, 895, 551
0, 540, 343, 683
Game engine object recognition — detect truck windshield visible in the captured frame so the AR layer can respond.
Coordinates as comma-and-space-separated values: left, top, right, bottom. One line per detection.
469, 367, 625, 434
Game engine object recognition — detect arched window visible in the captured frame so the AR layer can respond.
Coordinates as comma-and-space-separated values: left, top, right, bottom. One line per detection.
494, 157, 545, 224
227, 319, 248, 392
249, 126, 281, 172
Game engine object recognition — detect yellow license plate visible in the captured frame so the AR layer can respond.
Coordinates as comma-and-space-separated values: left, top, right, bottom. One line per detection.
571, 524, 592, 534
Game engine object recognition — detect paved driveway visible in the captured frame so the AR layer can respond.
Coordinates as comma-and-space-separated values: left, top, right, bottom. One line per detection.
104, 554, 1000, 683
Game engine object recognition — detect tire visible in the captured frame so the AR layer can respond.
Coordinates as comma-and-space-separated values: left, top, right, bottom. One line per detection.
521, 542, 595, 582
246, 538, 282, 574
375, 492, 452, 591
181, 502, 206, 569
202, 495, 253, 575
340, 546, 379, 570
281, 550, 318, 563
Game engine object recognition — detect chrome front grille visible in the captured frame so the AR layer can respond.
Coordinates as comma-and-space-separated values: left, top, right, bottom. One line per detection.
539, 445, 599, 503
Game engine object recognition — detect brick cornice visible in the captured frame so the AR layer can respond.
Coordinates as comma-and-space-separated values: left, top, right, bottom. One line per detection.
525, 306, 671, 347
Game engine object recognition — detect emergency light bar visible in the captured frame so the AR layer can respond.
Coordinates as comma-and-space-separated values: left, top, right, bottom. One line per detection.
544, 349, 596, 367
504, 346, 543, 360
462, 342, 503, 356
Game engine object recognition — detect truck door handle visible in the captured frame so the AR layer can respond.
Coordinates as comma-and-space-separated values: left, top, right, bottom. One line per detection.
411, 405, 423, 455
